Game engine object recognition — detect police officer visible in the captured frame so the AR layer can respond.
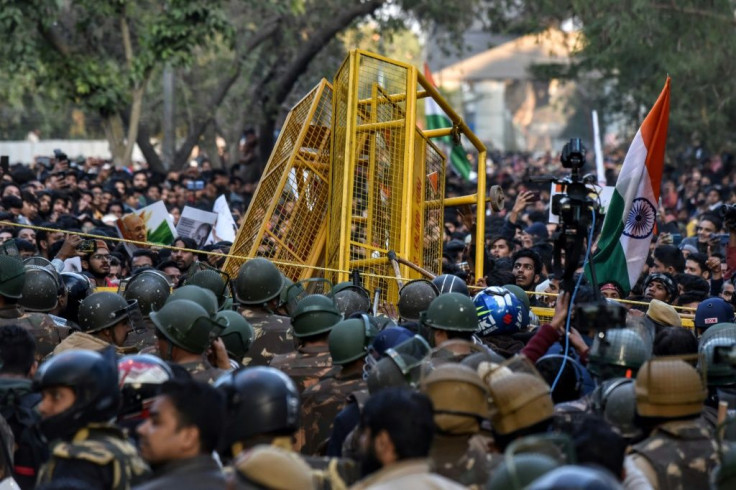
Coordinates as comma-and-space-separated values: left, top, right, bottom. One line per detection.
216, 310, 254, 368
150, 299, 227, 383
19, 265, 66, 319
420, 293, 481, 360
187, 269, 231, 311
0, 255, 70, 360
234, 258, 293, 366
35, 348, 149, 488
270, 294, 341, 393
167, 285, 219, 319
420, 363, 495, 487
216, 366, 358, 489
396, 280, 438, 323
121, 269, 171, 350
627, 357, 718, 489
484, 370, 555, 452
298, 316, 376, 455
53, 292, 142, 355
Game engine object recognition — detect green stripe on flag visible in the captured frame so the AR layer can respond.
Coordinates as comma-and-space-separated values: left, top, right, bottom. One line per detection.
586, 190, 632, 293
450, 145, 471, 179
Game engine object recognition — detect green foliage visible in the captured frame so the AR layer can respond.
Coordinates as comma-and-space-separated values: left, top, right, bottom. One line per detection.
0, 0, 230, 117
525, 0, 736, 157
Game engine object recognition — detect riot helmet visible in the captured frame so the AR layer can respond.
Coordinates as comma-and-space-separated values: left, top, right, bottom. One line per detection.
34, 348, 120, 441
167, 285, 219, 318
432, 274, 469, 296
397, 279, 439, 321
328, 316, 379, 365
234, 258, 284, 306
216, 310, 255, 362
20, 265, 63, 312
215, 366, 300, 456
121, 269, 171, 317
290, 294, 342, 338
151, 299, 225, 356
78, 291, 144, 335
0, 255, 25, 299
420, 292, 478, 332
587, 328, 649, 381
117, 354, 174, 422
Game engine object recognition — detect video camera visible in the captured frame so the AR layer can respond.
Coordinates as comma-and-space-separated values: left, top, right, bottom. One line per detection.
531, 138, 603, 290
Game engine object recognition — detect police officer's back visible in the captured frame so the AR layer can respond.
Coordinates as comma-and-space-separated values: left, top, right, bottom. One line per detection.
234, 259, 293, 366
270, 294, 340, 393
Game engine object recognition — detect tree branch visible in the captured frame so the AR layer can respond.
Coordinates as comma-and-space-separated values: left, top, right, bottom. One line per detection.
269, 0, 385, 106
171, 16, 282, 169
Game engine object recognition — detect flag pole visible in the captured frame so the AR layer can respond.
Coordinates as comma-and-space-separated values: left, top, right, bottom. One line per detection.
592, 110, 606, 187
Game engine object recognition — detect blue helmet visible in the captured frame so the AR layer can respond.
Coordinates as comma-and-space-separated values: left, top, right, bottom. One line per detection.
473, 286, 528, 336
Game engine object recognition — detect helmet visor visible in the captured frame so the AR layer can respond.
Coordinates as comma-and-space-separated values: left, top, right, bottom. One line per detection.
114, 300, 146, 334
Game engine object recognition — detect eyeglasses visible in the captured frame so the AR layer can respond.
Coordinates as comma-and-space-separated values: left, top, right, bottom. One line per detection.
91, 254, 111, 261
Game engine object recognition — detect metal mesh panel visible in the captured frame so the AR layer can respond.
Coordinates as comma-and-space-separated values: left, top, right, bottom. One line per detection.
422, 137, 445, 273
223, 80, 333, 281
327, 51, 449, 305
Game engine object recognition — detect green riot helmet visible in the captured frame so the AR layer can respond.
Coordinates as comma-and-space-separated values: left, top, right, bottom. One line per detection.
278, 276, 297, 315
166, 285, 218, 318
121, 269, 171, 317
151, 299, 226, 355
591, 378, 640, 440
78, 292, 145, 334
397, 279, 439, 322
216, 310, 255, 361
699, 326, 736, 387
282, 278, 333, 317
330, 281, 371, 317
187, 269, 229, 309
587, 328, 649, 380
290, 294, 342, 338
20, 265, 63, 312
420, 292, 478, 332
234, 258, 285, 306
366, 335, 431, 393
487, 453, 559, 490
328, 316, 379, 365
0, 255, 25, 299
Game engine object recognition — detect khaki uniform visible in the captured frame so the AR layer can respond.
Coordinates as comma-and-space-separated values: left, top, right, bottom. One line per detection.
51, 332, 134, 357
37, 423, 149, 489
430, 433, 497, 489
239, 307, 293, 366
269, 344, 334, 394
0, 305, 70, 360
349, 459, 466, 490
629, 417, 718, 490
298, 369, 365, 456
179, 359, 228, 384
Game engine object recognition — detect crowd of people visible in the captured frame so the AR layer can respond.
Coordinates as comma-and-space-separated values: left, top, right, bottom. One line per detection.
0, 141, 734, 490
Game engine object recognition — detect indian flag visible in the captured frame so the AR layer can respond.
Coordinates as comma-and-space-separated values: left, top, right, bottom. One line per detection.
589, 77, 671, 294
423, 63, 472, 180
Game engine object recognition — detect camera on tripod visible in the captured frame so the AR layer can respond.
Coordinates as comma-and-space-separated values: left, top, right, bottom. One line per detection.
529, 138, 603, 293
550, 138, 599, 231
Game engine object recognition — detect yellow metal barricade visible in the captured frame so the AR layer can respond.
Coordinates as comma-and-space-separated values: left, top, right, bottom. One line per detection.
223, 80, 333, 281
327, 50, 485, 304
225, 51, 487, 302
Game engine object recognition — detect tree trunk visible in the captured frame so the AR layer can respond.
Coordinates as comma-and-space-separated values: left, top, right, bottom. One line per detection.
136, 124, 167, 174
102, 113, 127, 167
123, 83, 146, 165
